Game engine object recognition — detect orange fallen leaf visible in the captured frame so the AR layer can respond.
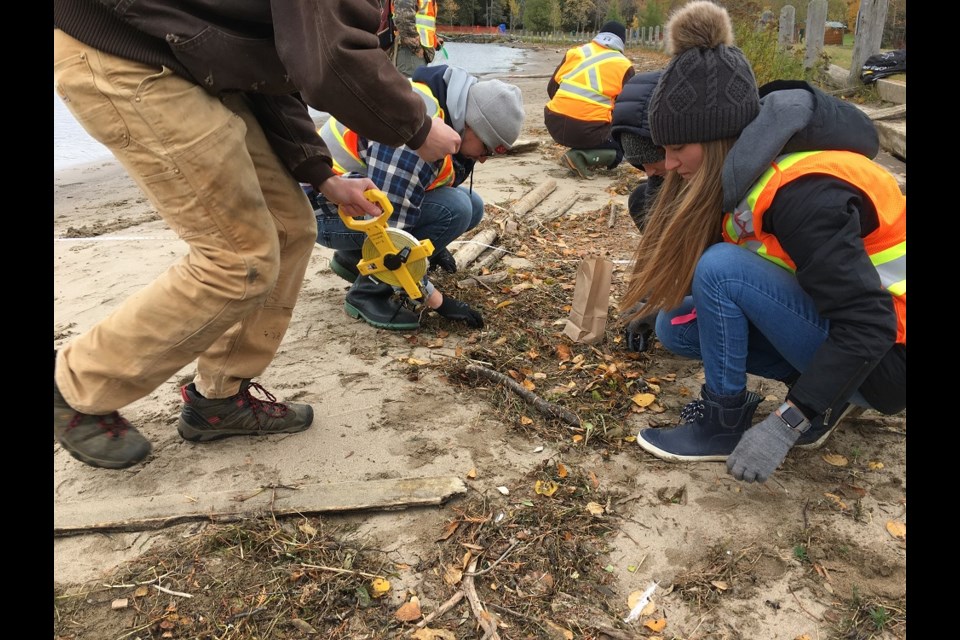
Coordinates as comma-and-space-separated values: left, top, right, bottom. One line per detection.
824, 493, 848, 510
395, 596, 422, 622
631, 392, 656, 407
412, 629, 457, 640
555, 344, 572, 361
495, 299, 514, 309
521, 379, 536, 391
585, 502, 605, 516
822, 453, 848, 467
371, 578, 390, 597
443, 565, 463, 585
572, 434, 583, 443
868, 461, 884, 470
644, 617, 667, 632
520, 415, 533, 425
885, 521, 906, 540
557, 462, 568, 478
437, 519, 459, 541
466, 468, 477, 479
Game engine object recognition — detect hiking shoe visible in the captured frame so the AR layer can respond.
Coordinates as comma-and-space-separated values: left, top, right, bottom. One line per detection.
54, 380, 152, 469
178, 380, 314, 442
330, 251, 361, 283
795, 404, 863, 450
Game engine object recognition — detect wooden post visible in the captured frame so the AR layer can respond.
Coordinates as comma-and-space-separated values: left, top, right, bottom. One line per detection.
778, 5, 796, 48
804, 0, 828, 68
847, 0, 890, 87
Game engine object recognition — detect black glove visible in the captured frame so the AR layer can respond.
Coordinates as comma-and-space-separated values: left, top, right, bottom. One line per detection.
436, 295, 484, 328
622, 301, 657, 353
429, 247, 458, 273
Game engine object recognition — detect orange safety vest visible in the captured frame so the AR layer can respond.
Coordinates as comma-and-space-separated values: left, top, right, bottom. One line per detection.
319, 80, 454, 190
722, 150, 906, 345
415, 0, 437, 49
545, 41, 633, 124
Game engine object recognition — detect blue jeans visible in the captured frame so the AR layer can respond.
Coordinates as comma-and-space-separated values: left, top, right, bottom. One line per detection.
655, 243, 870, 407
315, 185, 484, 253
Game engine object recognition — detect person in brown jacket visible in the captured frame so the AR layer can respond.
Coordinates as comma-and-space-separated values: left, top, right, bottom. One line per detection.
53, 0, 461, 470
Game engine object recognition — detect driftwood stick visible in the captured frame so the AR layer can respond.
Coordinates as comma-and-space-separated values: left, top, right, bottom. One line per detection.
472, 246, 509, 274
412, 590, 465, 630
541, 194, 580, 224
463, 558, 501, 640
452, 228, 500, 271
868, 104, 906, 121
465, 364, 581, 429
607, 201, 618, 228
512, 179, 557, 216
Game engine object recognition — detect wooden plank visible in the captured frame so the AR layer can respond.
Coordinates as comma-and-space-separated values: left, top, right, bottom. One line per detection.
54, 475, 467, 537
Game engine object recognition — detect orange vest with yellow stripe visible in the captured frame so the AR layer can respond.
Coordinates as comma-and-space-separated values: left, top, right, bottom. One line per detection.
415, 0, 437, 49
722, 150, 906, 345
545, 41, 633, 124
319, 80, 454, 189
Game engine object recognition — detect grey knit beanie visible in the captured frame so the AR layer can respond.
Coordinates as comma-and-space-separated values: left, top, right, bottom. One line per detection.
465, 80, 524, 153
649, 1, 760, 146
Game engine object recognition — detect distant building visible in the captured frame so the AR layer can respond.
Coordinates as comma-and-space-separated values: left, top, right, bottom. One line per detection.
824, 21, 847, 45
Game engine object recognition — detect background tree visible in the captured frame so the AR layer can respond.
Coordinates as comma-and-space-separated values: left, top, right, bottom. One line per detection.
566, 0, 596, 32
438, 0, 461, 24
606, 0, 625, 24
524, 0, 553, 30
639, 0, 665, 27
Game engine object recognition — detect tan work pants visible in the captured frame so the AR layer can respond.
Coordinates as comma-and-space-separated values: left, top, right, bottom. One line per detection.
53, 29, 317, 413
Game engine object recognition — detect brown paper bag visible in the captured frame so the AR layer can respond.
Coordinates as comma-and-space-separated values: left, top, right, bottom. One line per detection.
563, 257, 613, 344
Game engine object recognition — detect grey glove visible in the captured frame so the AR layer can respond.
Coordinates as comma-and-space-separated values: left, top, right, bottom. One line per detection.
436, 295, 484, 328
726, 412, 801, 483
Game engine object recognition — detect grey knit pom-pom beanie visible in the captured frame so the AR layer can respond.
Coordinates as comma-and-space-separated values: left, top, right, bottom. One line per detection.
649, 1, 760, 146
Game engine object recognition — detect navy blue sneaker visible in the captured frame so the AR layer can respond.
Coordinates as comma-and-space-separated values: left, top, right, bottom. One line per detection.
795, 404, 862, 450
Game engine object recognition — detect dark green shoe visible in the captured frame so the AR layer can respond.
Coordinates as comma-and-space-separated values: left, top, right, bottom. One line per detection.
178, 380, 314, 442
54, 379, 151, 469
563, 150, 591, 179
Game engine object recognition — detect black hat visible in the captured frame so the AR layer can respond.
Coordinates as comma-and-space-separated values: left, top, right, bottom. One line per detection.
611, 71, 666, 167
649, 1, 760, 146
598, 20, 627, 44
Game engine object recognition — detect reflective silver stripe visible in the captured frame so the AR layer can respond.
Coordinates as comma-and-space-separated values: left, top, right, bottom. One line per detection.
874, 252, 906, 296
556, 47, 623, 106
319, 119, 365, 174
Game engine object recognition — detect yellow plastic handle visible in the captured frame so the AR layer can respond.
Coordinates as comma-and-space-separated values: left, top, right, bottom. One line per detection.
337, 189, 394, 230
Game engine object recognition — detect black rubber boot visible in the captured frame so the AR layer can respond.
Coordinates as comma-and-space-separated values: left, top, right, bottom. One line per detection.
330, 249, 362, 283
637, 385, 763, 462
344, 277, 420, 330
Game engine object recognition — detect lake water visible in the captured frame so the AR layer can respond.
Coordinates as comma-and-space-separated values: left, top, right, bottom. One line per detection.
53, 42, 527, 172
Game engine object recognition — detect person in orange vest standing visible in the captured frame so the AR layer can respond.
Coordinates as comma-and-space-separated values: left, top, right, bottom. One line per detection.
621, 2, 906, 483
383, 0, 444, 78
544, 21, 635, 179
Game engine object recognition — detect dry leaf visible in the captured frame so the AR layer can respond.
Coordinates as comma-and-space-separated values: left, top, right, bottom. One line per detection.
290, 618, 318, 635
710, 580, 729, 591
299, 522, 317, 537
370, 578, 391, 597
631, 392, 656, 407
868, 461, 884, 470
111, 599, 129, 610
497, 486, 510, 495
395, 596, 422, 622
571, 434, 583, 443
520, 415, 533, 425
824, 493, 848, 510
585, 502, 605, 516
555, 344, 572, 361
521, 379, 536, 391
496, 299, 514, 309
885, 521, 906, 540
466, 468, 477, 479
413, 629, 457, 640
443, 565, 463, 585
822, 453, 848, 467
557, 462, 568, 478
794, 635, 813, 640
134, 586, 149, 598
589, 471, 599, 489
644, 618, 667, 632
543, 620, 574, 639
437, 519, 459, 541
535, 480, 559, 496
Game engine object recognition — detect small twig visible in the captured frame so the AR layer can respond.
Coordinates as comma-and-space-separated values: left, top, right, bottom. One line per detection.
297, 563, 385, 579
788, 584, 822, 622
227, 606, 267, 622
606, 201, 618, 228
413, 590, 465, 630
153, 583, 193, 598
463, 540, 523, 576
465, 364, 581, 428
